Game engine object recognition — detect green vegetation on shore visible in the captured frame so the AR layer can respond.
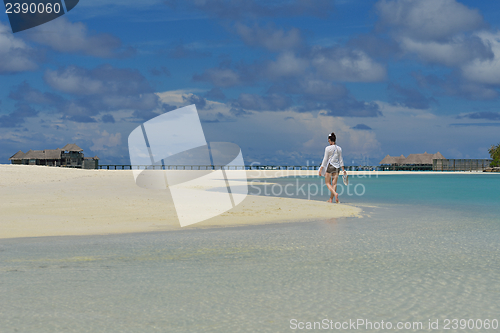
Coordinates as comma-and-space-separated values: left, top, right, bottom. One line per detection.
489, 143, 500, 167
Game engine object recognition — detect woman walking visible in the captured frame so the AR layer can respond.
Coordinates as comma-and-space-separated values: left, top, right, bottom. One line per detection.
319, 132, 347, 203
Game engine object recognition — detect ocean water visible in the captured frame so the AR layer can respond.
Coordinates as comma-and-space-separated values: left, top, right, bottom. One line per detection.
1, 174, 499, 332
249, 173, 500, 210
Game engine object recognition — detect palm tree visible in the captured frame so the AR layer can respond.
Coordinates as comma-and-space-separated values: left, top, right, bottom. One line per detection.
489, 143, 500, 167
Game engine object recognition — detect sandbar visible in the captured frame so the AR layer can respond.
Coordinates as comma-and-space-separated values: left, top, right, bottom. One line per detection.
0, 165, 361, 239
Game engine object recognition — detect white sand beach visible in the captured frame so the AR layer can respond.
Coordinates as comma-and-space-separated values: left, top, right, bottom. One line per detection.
0, 165, 362, 239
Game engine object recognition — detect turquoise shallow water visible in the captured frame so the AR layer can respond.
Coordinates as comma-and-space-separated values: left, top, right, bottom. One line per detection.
249, 173, 500, 210
1, 174, 499, 332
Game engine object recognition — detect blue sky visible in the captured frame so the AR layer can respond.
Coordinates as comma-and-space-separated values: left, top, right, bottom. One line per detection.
1, 0, 500, 166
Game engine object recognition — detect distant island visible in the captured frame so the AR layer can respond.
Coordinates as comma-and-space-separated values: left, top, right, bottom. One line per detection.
8, 144, 99, 169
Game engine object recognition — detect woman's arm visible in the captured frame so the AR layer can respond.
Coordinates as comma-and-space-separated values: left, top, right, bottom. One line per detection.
338, 147, 346, 174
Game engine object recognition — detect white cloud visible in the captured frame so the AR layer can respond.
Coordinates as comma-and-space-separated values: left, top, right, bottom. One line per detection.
312, 49, 386, 82
300, 113, 382, 159
236, 110, 383, 163
363, 101, 497, 159
266, 52, 309, 78
27, 18, 128, 58
462, 31, 500, 85
157, 90, 236, 121
44, 67, 104, 95
194, 45, 386, 86
157, 90, 203, 105
235, 93, 291, 111
155, 90, 383, 162
297, 79, 348, 99
0, 22, 37, 73
41, 65, 161, 121
400, 35, 490, 67
374, 101, 436, 119
44, 64, 156, 99
2, 89, 496, 164
90, 130, 122, 151
193, 68, 242, 87
376, 0, 485, 42
375, 0, 494, 70
235, 23, 302, 51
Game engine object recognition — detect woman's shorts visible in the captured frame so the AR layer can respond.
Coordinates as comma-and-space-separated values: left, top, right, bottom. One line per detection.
326, 164, 340, 174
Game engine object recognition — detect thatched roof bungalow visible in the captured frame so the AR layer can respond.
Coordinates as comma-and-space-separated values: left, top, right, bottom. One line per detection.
379, 152, 446, 166
379, 154, 407, 165
9, 144, 98, 169
62, 143, 84, 152
9, 150, 25, 160
380, 155, 398, 165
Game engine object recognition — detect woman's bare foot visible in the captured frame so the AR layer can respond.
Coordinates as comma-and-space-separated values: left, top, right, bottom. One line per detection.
335, 193, 339, 203
327, 199, 333, 203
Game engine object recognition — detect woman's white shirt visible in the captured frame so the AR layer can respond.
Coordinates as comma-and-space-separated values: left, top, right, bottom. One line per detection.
320, 144, 344, 176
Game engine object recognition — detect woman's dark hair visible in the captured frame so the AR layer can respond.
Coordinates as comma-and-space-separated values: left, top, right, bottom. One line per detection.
328, 132, 336, 142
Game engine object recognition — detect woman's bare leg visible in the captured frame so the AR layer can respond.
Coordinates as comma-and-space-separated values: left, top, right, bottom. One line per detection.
332, 172, 339, 203
325, 173, 336, 203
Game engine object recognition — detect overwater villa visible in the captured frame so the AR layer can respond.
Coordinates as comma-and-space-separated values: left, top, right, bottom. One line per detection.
9, 144, 99, 169
380, 152, 446, 166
